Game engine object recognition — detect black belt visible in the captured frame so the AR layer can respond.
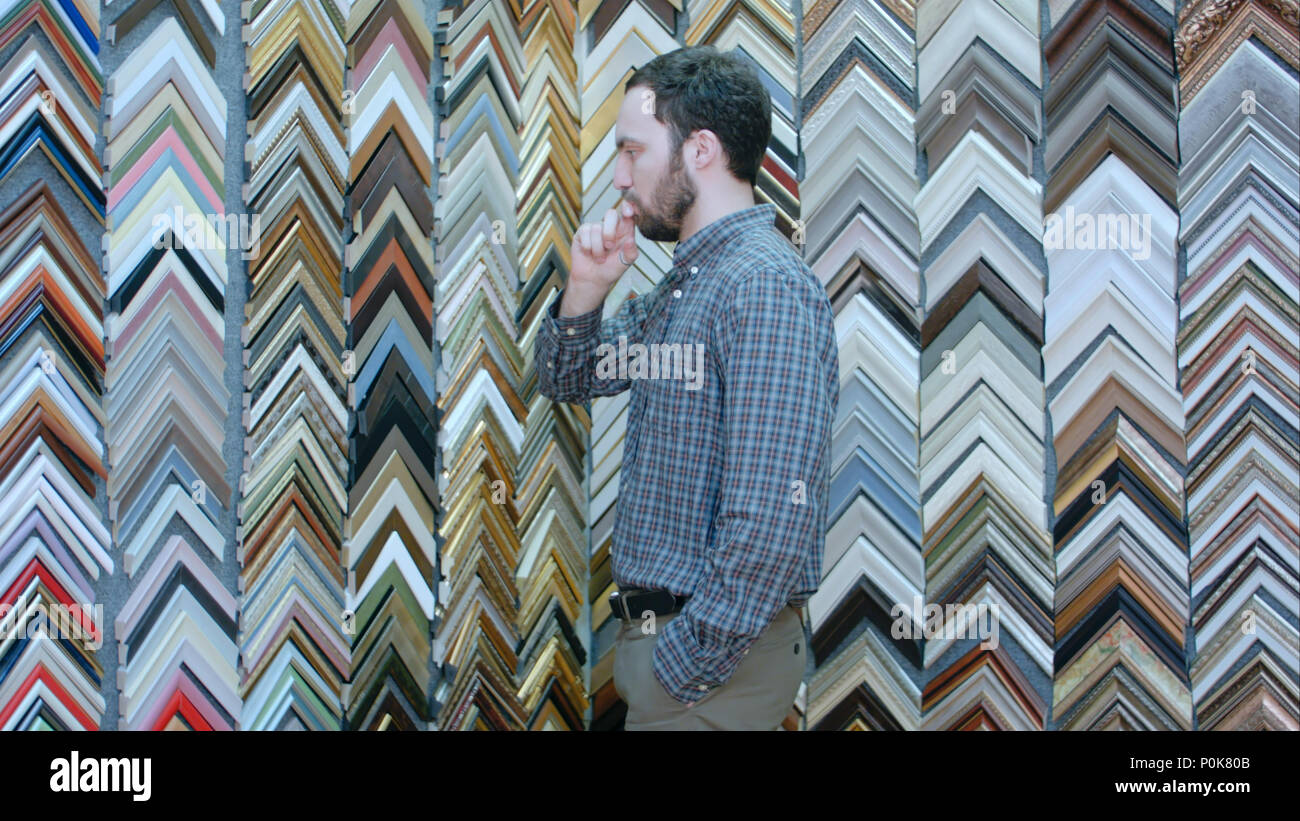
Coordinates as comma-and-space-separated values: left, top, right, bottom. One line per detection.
609, 587, 690, 621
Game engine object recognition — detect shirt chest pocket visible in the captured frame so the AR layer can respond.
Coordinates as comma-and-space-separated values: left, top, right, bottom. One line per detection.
640, 344, 718, 434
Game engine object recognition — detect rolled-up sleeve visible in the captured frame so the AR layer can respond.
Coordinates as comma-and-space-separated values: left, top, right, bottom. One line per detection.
535, 284, 661, 403
650, 268, 834, 704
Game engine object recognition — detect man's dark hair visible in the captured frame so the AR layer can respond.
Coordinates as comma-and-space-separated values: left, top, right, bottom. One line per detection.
625, 46, 771, 186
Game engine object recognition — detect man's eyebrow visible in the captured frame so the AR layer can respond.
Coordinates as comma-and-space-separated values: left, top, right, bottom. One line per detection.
615, 136, 645, 149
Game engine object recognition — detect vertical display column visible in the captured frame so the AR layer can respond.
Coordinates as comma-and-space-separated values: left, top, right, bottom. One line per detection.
0, 0, 108, 725
103, 7, 241, 730
238, 0, 350, 731
343, 0, 437, 730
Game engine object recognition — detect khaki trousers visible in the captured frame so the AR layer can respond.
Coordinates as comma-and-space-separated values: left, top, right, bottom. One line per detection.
612, 604, 805, 730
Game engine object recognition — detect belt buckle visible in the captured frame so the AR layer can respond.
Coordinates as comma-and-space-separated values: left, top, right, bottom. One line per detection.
610, 590, 632, 621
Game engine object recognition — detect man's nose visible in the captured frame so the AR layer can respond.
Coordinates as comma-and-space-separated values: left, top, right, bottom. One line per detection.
613, 157, 632, 190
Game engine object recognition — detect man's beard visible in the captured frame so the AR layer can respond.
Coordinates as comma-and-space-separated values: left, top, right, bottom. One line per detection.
632, 151, 697, 242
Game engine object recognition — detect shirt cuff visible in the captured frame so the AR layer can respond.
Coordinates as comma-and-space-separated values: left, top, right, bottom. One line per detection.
651, 613, 753, 705
547, 288, 602, 340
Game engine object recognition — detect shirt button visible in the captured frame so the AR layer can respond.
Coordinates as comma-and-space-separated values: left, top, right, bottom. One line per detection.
743, 649, 750, 656
546, 361, 553, 369
673, 289, 682, 299
697, 685, 708, 691
565, 327, 575, 335
690, 266, 698, 274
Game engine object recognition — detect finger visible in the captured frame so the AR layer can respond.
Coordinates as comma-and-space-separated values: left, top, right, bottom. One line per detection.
615, 205, 634, 240
587, 224, 607, 263
620, 232, 638, 263
602, 208, 619, 249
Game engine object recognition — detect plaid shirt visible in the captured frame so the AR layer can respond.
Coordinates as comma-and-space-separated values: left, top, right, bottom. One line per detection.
536, 203, 838, 705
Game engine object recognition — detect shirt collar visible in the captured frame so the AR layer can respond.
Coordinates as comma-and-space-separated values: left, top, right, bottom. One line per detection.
670, 203, 777, 281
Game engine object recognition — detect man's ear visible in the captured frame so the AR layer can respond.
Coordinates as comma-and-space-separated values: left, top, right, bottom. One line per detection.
691, 129, 722, 170
690, 130, 708, 167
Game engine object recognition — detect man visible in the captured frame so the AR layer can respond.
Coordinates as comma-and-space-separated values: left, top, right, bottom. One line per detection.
535, 46, 838, 730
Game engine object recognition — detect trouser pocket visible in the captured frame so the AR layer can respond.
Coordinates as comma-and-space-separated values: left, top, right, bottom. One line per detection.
614, 608, 804, 729
614, 615, 701, 722
612, 620, 644, 703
